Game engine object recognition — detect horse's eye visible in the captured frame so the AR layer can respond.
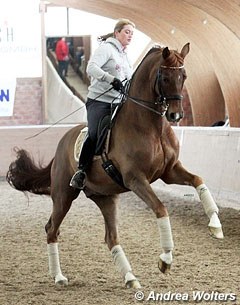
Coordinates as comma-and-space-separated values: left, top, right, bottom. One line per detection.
163, 77, 169, 83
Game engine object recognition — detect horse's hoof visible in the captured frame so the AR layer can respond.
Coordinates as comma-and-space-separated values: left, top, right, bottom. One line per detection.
124, 271, 141, 289
209, 226, 224, 239
158, 252, 172, 273
55, 273, 68, 286
126, 279, 141, 289
158, 259, 171, 274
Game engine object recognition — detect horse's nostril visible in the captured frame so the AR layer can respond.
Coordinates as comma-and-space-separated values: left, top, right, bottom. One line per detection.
169, 112, 182, 122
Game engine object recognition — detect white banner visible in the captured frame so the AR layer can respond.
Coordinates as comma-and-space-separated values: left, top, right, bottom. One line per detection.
0, 0, 41, 78
0, 78, 16, 116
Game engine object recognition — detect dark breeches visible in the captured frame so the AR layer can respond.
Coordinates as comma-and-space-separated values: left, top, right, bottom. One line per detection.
79, 99, 113, 169
86, 99, 113, 143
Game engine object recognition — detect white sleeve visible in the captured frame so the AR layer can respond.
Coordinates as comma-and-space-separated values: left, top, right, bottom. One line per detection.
86, 44, 115, 84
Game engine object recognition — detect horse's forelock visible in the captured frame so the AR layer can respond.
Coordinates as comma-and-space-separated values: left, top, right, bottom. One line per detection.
161, 50, 184, 67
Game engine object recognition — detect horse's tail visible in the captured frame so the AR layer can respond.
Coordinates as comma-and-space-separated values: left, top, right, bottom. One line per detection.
6, 148, 53, 196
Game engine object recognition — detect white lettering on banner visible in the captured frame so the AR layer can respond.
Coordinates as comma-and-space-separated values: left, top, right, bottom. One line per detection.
0, 78, 16, 117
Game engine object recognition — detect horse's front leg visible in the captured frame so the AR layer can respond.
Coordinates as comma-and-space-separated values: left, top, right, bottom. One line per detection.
91, 194, 141, 289
123, 174, 174, 274
162, 161, 224, 239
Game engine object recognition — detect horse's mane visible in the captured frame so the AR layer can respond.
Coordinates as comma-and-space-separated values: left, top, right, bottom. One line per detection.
137, 46, 162, 67
131, 46, 162, 80
132, 45, 184, 80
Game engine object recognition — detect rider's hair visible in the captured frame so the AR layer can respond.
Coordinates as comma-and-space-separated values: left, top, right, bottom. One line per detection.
98, 18, 135, 42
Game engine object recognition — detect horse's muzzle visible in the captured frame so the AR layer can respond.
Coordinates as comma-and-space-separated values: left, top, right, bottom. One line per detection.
166, 111, 183, 122
166, 100, 183, 122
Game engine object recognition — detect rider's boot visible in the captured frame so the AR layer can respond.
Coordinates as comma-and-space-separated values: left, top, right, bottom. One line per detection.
70, 135, 95, 190
69, 166, 86, 190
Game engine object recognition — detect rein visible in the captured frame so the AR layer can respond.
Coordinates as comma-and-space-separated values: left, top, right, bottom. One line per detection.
122, 64, 185, 117
123, 94, 168, 117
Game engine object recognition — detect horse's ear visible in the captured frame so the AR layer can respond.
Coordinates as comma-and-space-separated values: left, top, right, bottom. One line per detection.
162, 47, 171, 59
180, 43, 190, 59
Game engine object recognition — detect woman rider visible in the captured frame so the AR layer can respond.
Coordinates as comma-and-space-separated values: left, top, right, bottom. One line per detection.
70, 18, 135, 190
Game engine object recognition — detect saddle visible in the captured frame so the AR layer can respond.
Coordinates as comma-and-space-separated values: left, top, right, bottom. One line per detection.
74, 104, 126, 188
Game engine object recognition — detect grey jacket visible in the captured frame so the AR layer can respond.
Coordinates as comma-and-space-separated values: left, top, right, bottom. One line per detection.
86, 38, 132, 103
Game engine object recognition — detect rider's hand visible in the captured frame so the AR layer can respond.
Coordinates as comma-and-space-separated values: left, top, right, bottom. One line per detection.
111, 78, 123, 92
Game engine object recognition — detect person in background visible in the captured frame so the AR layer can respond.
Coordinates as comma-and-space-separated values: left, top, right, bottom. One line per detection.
70, 18, 135, 190
76, 46, 85, 71
55, 37, 69, 78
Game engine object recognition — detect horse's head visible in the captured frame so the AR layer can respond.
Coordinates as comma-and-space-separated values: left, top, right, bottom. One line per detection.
156, 43, 190, 123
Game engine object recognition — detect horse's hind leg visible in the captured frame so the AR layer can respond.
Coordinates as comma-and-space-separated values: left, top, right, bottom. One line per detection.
90, 194, 141, 289
46, 191, 77, 285
162, 160, 224, 239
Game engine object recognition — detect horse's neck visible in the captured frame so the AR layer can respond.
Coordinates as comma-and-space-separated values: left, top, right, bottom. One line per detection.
115, 57, 170, 134
123, 79, 164, 127
116, 99, 169, 136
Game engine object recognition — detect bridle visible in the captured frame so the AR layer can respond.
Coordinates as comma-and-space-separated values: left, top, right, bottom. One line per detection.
122, 64, 185, 117
155, 65, 185, 102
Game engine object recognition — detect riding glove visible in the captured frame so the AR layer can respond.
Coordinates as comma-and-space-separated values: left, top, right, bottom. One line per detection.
111, 78, 123, 92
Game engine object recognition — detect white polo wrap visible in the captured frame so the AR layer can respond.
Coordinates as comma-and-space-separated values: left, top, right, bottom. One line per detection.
47, 243, 62, 277
111, 245, 132, 277
196, 184, 219, 218
157, 216, 174, 251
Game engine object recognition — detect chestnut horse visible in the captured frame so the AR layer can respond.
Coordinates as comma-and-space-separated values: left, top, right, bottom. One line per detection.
6, 43, 223, 289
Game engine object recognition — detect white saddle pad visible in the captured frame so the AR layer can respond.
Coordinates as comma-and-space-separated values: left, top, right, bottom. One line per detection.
74, 126, 88, 162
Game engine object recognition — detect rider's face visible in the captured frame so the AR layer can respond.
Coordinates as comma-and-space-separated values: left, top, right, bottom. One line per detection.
115, 25, 134, 48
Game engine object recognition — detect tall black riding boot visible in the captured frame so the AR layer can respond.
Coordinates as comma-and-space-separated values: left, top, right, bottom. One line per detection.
70, 136, 95, 190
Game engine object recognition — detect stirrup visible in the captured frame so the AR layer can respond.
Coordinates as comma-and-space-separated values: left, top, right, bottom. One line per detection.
69, 170, 85, 190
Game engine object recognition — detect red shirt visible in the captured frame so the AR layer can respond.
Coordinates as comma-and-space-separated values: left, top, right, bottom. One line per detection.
55, 39, 69, 61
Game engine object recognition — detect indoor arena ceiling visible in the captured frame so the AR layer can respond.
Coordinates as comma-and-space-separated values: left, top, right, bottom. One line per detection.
47, 0, 240, 127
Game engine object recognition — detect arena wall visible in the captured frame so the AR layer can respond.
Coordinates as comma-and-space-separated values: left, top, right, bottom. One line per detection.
0, 124, 74, 177
174, 127, 240, 204
1, 125, 239, 207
